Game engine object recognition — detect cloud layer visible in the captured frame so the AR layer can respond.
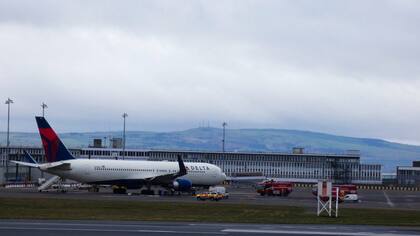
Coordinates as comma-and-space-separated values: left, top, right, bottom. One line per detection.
0, 0, 420, 144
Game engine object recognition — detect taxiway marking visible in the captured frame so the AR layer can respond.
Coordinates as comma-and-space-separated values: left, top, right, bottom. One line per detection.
383, 191, 395, 207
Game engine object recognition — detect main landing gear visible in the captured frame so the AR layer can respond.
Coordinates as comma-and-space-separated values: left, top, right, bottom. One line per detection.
112, 186, 127, 194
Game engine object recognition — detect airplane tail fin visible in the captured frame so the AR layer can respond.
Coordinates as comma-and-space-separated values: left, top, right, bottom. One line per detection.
35, 116, 75, 162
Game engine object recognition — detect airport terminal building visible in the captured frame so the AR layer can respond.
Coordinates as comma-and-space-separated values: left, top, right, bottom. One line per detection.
0, 146, 382, 185
145, 149, 381, 184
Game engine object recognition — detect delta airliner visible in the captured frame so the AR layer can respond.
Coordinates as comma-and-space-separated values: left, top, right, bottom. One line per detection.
12, 117, 227, 193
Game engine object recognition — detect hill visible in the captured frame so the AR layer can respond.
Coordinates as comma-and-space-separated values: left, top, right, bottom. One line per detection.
1, 128, 419, 171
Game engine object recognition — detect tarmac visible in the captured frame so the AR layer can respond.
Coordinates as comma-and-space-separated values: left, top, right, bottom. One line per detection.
1, 185, 420, 235
0, 220, 419, 236
1, 185, 420, 211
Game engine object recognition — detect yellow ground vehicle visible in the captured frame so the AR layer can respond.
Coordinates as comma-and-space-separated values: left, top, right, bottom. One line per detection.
196, 192, 224, 201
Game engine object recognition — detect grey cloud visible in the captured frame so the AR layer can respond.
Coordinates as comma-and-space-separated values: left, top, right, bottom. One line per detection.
1, 1, 419, 80
0, 1, 420, 144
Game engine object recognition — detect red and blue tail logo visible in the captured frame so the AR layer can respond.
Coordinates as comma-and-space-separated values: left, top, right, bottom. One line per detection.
36, 117, 75, 162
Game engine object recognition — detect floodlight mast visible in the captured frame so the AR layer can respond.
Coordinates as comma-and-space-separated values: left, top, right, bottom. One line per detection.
222, 122, 227, 152
122, 113, 128, 160
5, 98, 13, 182
40, 102, 48, 178
41, 102, 48, 117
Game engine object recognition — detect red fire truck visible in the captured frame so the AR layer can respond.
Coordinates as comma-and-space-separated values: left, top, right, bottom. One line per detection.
312, 184, 358, 202
256, 180, 293, 196
337, 184, 357, 195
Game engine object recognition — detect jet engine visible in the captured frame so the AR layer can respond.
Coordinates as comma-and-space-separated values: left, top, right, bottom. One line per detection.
172, 179, 192, 191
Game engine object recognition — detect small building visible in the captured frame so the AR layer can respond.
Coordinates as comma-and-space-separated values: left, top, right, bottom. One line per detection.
397, 163, 420, 187
90, 139, 103, 148
382, 172, 397, 186
110, 138, 123, 149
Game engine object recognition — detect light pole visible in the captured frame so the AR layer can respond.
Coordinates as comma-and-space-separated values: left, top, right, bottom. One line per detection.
40, 102, 47, 179
122, 113, 128, 160
41, 102, 47, 117
222, 122, 227, 152
5, 98, 13, 182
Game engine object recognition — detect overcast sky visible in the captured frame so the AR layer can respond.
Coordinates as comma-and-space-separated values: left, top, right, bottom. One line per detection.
1, 0, 420, 144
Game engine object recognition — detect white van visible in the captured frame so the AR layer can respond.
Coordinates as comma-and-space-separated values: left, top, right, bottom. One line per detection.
344, 194, 359, 202
209, 186, 229, 199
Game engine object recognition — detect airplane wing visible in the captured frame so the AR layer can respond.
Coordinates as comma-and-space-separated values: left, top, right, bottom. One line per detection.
146, 155, 187, 184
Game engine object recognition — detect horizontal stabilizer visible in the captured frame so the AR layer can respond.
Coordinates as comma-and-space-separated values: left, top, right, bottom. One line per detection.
10, 160, 39, 168
23, 150, 38, 164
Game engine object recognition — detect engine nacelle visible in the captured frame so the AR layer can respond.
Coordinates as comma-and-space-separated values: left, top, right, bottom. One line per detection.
172, 179, 192, 191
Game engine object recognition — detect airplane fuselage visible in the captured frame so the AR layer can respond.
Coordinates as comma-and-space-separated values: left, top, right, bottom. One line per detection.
43, 159, 226, 187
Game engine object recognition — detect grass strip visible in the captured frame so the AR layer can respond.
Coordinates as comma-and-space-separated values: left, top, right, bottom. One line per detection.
0, 197, 419, 226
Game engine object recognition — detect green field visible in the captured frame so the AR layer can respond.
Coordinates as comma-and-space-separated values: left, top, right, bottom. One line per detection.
1, 197, 420, 226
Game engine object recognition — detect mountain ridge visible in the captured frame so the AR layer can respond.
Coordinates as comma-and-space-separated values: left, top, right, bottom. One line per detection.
1, 127, 419, 172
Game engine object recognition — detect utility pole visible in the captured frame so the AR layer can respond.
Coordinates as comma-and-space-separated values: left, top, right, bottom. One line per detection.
40, 102, 47, 179
222, 122, 227, 152
41, 102, 48, 117
122, 113, 128, 160
5, 98, 13, 182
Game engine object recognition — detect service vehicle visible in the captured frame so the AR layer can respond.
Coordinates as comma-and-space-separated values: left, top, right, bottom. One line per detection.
209, 186, 229, 199
312, 184, 358, 202
196, 192, 224, 201
256, 180, 293, 196
344, 194, 359, 202
337, 184, 358, 195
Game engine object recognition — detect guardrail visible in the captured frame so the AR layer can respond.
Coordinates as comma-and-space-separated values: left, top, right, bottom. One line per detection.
293, 183, 420, 191
357, 185, 420, 191
4, 183, 36, 188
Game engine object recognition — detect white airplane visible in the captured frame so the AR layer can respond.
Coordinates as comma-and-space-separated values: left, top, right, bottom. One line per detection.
12, 117, 227, 194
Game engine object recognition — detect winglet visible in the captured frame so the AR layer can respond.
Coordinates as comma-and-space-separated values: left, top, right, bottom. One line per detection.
177, 155, 187, 176
23, 150, 38, 164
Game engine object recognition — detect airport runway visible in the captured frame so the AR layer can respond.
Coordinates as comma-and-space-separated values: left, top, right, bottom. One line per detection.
1, 186, 420, 210
0, 220, 419, 236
